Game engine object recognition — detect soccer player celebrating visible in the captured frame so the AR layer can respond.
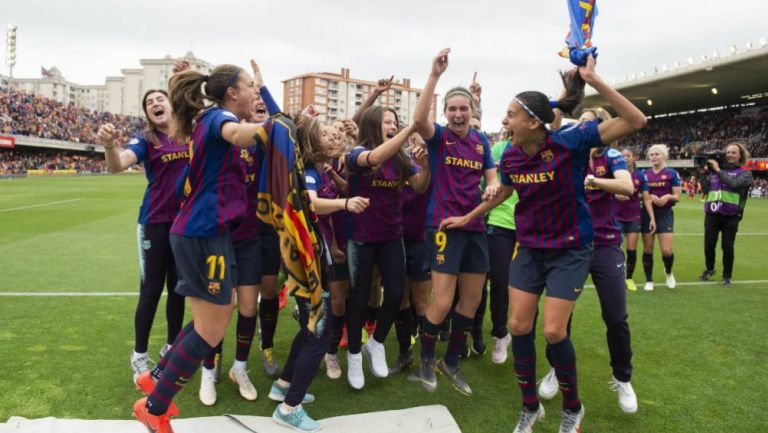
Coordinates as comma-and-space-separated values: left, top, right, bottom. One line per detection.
614, 146, 654, 291
98, 83, 187, 385
641, 144, 682, 291
448, 55, 646, 432
132, 61, 276, 433
344, 107, 430, 390
411, 48, 499, 396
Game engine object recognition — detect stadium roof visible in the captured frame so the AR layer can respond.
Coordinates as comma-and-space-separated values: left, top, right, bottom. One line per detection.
583, 44, 768, 117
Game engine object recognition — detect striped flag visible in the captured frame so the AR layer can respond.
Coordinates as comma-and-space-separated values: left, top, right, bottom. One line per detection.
255, 114, 327, 334
559, 0, 599, 66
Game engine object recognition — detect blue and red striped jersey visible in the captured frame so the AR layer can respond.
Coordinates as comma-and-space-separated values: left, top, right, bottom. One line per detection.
401, 180, 430, 242
171, 108, 246, 238
127, 131, 188, 224
305, 165, 341, 247
345, 147, 416, 242
585, 148, 628, 247
500, 120, 603, 249
425, 123, 494, 232
231, 145, 264, 242
615, 170, 644, 222
330, 160, 350, 252
641, 167, 681, 209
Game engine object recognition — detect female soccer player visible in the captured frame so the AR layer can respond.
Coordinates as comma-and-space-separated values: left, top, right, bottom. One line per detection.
98, 86, 187, 385
447, 54, 646, 432
411, 48, 499, 396
538, 107, 638, 414
131, 61, 280, 433
641, 144, 682, 291
344, 107, 430, 390
614, 146, 654, 291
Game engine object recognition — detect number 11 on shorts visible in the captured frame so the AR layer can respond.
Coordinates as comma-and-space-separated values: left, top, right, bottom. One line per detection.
206, 255, 226, 280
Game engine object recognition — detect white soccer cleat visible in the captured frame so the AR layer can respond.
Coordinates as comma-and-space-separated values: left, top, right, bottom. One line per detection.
558, 405, 585, 433
538, 367, 559, 400
199, 368, 218, 406
491, 333, 511, 364
610, 376, 638, 414
363, 339, 389, 378
229, 367, 258, 401
513, 404, 545, 433
347, 352, 365, 390
131, 352, 151, 384
665, 273, 676, 289
643, 282, 655, 291
325, 353, 342, 380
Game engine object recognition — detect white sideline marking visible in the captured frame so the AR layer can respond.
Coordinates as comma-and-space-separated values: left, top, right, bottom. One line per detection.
675, 232, 768, 236
1, 279, 768, 296
0, 198, 81, 213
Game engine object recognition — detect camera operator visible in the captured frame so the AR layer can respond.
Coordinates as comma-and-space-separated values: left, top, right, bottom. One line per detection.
698, 142, 752, 286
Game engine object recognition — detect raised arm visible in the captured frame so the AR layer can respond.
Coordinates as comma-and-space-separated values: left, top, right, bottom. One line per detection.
579, 56, 647, 145
352, 75, 393, 125
354, 125, 415, 168
413, 48, 450, 141
251, 60, 281, 115
98, 123, 139, 173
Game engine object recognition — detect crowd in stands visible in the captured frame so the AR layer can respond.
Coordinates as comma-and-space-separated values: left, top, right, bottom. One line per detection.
0, 90, 145, 145
620, 105, 768, 158
750, 178, 768, 198
0, 150, 106, 175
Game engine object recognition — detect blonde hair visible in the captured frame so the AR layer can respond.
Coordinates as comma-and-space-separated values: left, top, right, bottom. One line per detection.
727, 141, 750, 165
647, 144, 669, 160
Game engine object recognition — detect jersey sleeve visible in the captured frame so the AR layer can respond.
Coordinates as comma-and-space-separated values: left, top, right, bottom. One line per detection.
552, 119, 604, 152
670, 169, 682, 187
304, 167, 320, 192
126, 136, 148, 163
259, 86, 281, 115
425, 123, 445, 152
207, 109, 239, 144
640, 170, 650, 192
606, 148, 628, 174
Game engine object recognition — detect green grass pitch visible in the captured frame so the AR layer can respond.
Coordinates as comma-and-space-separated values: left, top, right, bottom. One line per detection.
1, 175, 766, 432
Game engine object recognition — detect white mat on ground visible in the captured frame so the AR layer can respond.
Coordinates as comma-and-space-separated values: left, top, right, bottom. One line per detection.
1, 404, 461, 433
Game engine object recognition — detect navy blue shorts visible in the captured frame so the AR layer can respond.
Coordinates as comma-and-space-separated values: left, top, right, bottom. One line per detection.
642, 207, 674, 234
405, 240, 431, 282
234, 238, 262, 286
171, 232, 236, 305
508, 243, 593, 301
618, 220, 641, 234
259, 221, 282, 276
427, 228, 489, 275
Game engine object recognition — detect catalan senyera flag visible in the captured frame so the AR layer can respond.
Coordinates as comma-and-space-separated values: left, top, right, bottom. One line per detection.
559, 0, 599, 66
255, 114, 327, 334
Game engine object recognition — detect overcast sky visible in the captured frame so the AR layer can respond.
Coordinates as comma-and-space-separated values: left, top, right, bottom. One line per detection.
5, 0, 767, 129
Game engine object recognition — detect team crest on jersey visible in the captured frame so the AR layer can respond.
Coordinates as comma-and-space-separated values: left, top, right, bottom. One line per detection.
476, 144, 485, 154
540, 150, 554, 162
436, 254, 445, 265
208, 281, 221, 295
595, 166, 606, 176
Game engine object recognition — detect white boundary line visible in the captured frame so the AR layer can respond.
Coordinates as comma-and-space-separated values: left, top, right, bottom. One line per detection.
0, 198, 81, 213
675, 232, 768, 236
1, 279, 767, 296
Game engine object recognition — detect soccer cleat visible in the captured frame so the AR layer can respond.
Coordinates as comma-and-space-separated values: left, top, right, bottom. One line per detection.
199, 368, 217, 406
135, 371, 157, 396
558, 406, 585, 433
324, 353, 342, 379
347, 352, 365, 390
643, 282, 654, 292
159, 344, 171, 360
625, 279, 638, 292
609, 376, 638, 414
512, 404, 545, 433
436, 359, 473, 396
665, 273, 676, 289
131, 352, 152, 385
268, 381, 315, 403
388, 349, 415, 375
417, 357, 438, 393
133, 397, 175, 433
538, 367, 558, 400
362, 339, 388, 378
722, 277, 732, 286
229, 367, 258, 401
261, 348, 280, 378
699, 269, 715, 281
491, 333, 511, 364
272, 405, 321, 433
471, 333, 487, 356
